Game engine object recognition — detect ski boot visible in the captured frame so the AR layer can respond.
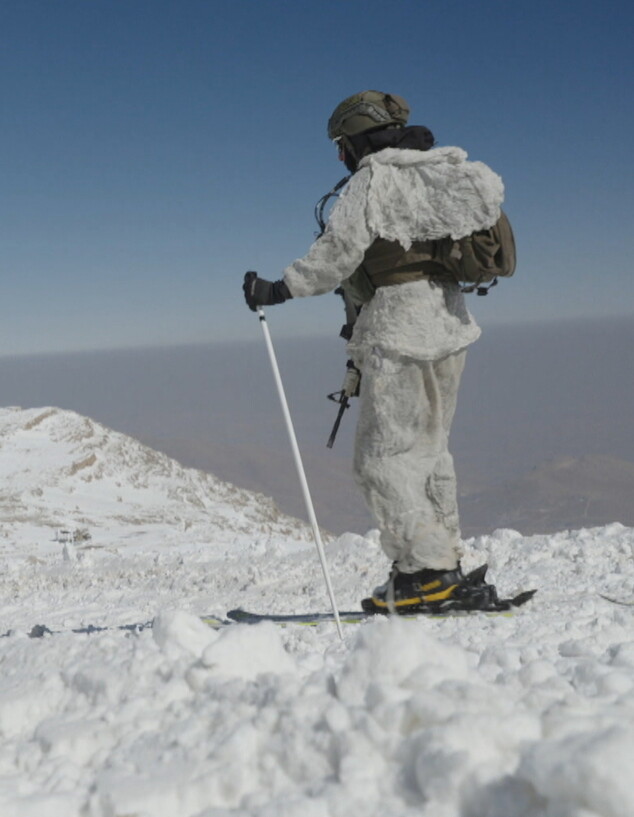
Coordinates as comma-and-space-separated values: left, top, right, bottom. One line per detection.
361, 563, 535, 615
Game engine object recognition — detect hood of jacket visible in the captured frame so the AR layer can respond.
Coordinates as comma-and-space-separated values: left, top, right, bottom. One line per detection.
343, 125, 435, 170
334, 145, 505, 248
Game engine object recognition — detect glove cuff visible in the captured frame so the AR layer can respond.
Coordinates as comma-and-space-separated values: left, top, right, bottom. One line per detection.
271, 280, 292, 304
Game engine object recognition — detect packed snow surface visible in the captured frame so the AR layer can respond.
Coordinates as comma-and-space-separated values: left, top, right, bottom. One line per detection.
1, 406, 634, 817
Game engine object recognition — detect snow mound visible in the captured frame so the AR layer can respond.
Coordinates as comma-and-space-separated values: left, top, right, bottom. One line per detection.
198, 621, 297, 681
152, 609, 218, 657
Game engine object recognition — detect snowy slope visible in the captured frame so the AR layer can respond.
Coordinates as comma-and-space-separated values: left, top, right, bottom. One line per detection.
1, 407, 634, 817
0, 405, 313, 549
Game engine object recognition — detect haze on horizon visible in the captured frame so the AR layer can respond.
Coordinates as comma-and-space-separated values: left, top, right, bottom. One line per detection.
1, 315, 632, 536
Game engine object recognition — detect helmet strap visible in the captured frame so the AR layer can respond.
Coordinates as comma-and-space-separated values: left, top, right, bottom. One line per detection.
340, 135, 360, 172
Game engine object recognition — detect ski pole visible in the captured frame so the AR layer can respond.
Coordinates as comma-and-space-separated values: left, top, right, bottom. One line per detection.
256, 307, 343, 640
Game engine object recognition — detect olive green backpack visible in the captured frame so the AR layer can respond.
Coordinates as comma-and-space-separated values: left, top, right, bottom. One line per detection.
434, 210, 516, 294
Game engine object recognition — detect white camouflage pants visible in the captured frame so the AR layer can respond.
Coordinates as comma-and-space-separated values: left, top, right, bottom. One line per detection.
353, 346, 466, 572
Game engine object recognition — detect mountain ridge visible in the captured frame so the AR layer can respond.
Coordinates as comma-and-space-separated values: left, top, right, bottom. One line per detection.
0, 406, 313, 551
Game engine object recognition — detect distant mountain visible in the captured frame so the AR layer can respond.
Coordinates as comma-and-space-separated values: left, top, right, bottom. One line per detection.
0, 407, 313, 550
459, 454, 634, 537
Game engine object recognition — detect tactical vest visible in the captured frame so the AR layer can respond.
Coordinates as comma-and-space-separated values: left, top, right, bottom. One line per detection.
342, 237, 449, 306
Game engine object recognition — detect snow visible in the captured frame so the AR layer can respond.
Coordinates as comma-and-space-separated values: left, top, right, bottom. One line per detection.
1, 407, 634, 816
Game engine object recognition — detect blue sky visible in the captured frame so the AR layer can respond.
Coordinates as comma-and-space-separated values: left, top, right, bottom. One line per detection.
1, 0, 632, 355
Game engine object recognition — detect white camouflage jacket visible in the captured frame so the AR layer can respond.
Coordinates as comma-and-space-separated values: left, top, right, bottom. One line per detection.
283, 146, 504, 362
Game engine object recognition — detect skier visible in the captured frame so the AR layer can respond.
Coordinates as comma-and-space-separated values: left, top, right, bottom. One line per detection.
243, 91, 508, 614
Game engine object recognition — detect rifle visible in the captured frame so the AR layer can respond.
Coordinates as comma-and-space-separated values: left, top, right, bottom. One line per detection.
326, 360, 360, 448
326, 287, 362, 448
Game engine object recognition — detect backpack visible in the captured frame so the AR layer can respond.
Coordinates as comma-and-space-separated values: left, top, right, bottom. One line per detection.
434, 210, 516, 294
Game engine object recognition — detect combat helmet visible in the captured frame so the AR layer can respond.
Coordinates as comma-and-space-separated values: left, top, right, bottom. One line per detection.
327, 91, 410, 141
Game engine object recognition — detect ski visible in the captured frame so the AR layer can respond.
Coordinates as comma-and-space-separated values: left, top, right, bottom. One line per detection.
226, 591, 536, 627
227, 609, 374, 626
2, 616, 230, 640
5, 589, 536, 639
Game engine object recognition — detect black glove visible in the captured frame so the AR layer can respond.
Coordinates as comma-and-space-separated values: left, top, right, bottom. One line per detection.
242, 271, 292, 312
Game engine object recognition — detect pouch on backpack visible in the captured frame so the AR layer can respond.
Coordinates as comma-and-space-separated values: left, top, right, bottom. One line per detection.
435, 210, 516, 293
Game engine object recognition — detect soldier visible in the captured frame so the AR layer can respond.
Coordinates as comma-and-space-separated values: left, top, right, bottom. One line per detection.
243, 91, 509, 613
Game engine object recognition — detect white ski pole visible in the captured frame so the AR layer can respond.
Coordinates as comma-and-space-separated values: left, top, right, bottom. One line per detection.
256, 307, 343, 640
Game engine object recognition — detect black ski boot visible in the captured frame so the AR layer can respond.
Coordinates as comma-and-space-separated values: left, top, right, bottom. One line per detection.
361, 563, 534, 615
